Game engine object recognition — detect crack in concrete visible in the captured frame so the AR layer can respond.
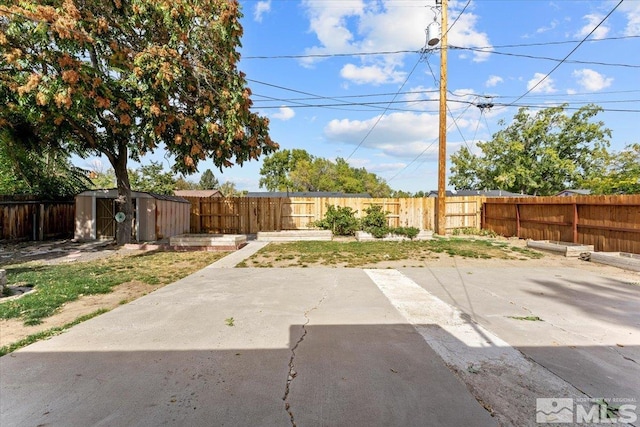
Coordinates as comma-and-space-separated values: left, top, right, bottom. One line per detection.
282, 294, 327, 427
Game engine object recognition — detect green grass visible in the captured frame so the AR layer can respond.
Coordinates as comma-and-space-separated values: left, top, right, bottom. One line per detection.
508, 315, 543, 321
240, 238, 542, 268
0, 251, 226, 326
0, 309, 109, 357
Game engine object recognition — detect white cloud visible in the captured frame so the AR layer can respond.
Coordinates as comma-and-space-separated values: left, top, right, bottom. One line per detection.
527, 72, 556, 94
536, 19, 558, 34
301, 0, 493, 82
575, 14, 610, 39
621, 1, 640, 36
347, 158, 405, 173
324, 112, 443, 158
485, 75, 503, 87
447, 10, 493, 62
253, 1, 271, 23
572, 69, 613, 92
272, 107, 295, 121
369, 162, 407, 173
340, 63, 405, 85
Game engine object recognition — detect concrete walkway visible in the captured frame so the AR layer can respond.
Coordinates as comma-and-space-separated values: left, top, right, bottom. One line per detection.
1, 243, 638, 426
0, 266, 495, 427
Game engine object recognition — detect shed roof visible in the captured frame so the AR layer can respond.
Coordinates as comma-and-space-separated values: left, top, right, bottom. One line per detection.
174, 189, 223, 198
554, 189, 592, 196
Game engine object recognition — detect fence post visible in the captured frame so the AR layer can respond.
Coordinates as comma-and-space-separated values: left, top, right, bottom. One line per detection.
38, 203, 45, 240
572, 203, 578, 243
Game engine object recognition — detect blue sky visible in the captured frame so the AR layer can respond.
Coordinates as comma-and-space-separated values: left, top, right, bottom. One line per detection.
85, 0, 640, 193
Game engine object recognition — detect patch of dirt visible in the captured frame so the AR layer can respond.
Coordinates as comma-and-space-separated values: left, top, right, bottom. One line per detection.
0, 280, 161, 348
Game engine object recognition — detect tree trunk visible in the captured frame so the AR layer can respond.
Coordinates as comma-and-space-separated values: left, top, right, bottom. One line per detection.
109, 143, 133, 245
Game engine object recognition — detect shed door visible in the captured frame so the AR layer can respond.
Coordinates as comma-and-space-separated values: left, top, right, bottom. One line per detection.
96, 198, 137, 240
96, 199, 116, 239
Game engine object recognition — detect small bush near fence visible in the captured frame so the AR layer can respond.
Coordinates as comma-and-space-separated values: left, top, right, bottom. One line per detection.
314, 204, 419, 239
312, 205, 360, 236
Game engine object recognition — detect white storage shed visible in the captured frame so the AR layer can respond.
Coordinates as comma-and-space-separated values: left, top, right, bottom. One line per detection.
75, 189, 190, 241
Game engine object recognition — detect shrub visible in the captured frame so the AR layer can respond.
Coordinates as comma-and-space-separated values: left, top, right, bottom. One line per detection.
391, 227, 420, 239
313, 205, 359, 236
452, 227, 497, 238
361, 205, 390, 237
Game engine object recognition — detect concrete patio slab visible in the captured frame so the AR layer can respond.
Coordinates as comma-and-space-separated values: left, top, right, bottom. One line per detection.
0, 268, 496, 427
400, 266, 640, 403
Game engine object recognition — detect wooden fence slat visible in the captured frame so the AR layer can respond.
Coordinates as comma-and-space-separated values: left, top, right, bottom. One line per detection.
0, 200, 74, 241
482, 195, 640, 253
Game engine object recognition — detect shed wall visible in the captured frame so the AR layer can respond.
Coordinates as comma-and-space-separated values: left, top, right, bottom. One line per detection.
137, 198, 156, 241
74, 195, 94, 240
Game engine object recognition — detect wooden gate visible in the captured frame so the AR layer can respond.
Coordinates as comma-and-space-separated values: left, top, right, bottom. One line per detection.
96, 199, 115, 239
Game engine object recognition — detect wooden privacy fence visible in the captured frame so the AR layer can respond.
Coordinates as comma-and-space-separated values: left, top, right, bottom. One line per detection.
185, 196, 484, 234
482, 195, 640, 253
0, 199, 75, 241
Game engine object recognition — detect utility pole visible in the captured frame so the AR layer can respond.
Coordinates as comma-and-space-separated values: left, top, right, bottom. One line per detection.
436, 0, 448, 236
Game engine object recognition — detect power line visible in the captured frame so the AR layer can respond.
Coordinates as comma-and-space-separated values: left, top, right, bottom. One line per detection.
345, 57, 423, 161
341, 0, 473, 162
450, 45, 640, 69
507, 0, 625, 107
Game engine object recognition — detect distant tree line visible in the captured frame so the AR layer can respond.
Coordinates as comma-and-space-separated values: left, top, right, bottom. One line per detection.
258, 149, 395, 197
90, 162, 244, 196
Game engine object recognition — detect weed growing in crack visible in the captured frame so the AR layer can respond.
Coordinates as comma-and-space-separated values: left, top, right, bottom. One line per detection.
508, 315, 543, 321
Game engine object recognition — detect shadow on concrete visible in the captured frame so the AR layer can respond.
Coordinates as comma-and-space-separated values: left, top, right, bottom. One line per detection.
1, 324, 499, 427
524, 276, 640, 328
2, 323, 638, 426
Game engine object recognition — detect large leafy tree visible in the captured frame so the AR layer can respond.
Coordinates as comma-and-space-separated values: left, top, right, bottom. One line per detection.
580, 143, 640, 194
259, 149, 312, 192
1, 0, 277, 243
259, 149, 393, 197
449, 104, 610, 195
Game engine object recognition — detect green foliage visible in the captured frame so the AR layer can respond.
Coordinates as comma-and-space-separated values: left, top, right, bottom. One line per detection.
199, 169, 220, 190
90, 169, 116, 189
580, 143, 640, 194
174, 177, 199, 190
0, 134, 91, 198
259, 149, 312, 192
219, 181, 245, 197
361, 205, 390, 238
391, 227, 420, 239
259, 149, 393, 196
449, 104, 611, 195
128, 161, 176, 195
452, 227, 498, 238
313, 205, 359, 236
